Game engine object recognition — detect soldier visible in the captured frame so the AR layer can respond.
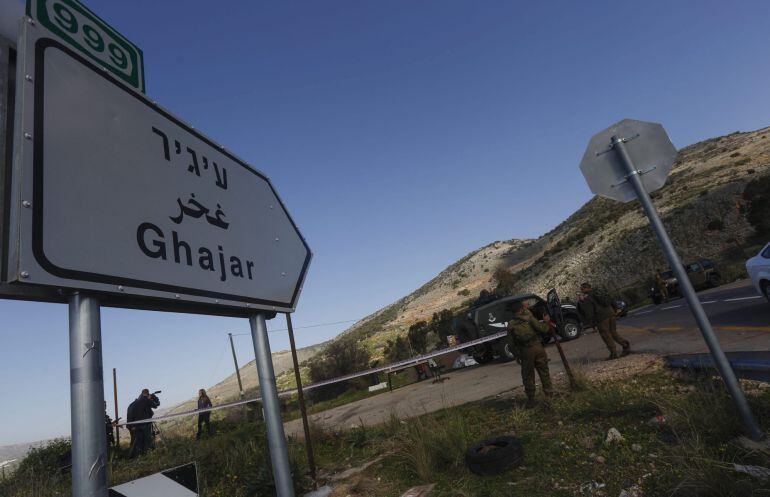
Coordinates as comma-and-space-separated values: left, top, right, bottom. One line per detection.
507, 301, 553, 407
580, 282, 630, 360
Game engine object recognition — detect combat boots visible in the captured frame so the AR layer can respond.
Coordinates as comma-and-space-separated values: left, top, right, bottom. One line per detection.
621, 345, 631, 357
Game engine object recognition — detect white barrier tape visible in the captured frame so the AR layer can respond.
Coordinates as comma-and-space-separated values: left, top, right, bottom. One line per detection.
119, 330, 508, 427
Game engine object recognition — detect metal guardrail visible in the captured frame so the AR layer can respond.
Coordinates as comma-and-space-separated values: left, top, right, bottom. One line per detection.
666, 351, 770, 383
121, 331, 509, 427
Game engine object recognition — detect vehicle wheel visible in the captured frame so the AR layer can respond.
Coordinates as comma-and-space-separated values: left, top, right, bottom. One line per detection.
763, 281, 770, 303
465, 436, 523, 475
496, 341, 516, 362
559, 318, 582, 341
652, 295, 662, 305
707, 274, 721, 288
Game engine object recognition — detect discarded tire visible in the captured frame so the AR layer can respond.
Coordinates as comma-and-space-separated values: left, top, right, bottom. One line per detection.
465, 436, 523, 475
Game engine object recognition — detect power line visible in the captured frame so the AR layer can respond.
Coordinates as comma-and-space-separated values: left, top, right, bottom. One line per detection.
229, 318, 362, 336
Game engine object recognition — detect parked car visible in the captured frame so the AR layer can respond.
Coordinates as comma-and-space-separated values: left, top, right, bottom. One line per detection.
746, 242, 770, 302
452, 293, 583, 363
650, 259, 721, 304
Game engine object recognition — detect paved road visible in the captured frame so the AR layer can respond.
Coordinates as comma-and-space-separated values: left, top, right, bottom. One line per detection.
284, 280, 769, 436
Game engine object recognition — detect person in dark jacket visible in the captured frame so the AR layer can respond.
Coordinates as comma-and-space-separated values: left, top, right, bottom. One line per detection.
196, 389, 213, 439
580, 283, 630, 359
127, 389, 157, 458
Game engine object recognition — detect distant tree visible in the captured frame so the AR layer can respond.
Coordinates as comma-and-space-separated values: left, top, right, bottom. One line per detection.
384, 336, 411, 362
429, 309, 455, 343
743, 174, 770, 237
307, 338, 371, 401
407, 321, 429, 354
493, 267, 516, 295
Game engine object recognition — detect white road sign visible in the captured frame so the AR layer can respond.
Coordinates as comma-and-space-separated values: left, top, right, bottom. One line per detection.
6, 24, 311, 314
110, 462, 198, 497
579, 119, 678, 203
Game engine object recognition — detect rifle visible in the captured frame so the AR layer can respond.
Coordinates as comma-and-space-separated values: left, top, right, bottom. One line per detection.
547, 321, 578, 390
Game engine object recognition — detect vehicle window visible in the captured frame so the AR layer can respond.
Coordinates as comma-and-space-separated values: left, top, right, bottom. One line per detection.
522, 298, 540, 310
762, 244, 770, 259
661, 271, 674, 279
701, 259, 714, 269
687, 263, 700, 272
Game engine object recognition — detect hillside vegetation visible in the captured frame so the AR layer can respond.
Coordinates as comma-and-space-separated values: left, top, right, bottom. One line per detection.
167, 126, 770, 403
5, 358, 770, 497
297, 126, 770, 374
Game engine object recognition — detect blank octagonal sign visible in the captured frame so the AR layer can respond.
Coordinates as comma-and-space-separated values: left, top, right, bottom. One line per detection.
579, 119, 678, 203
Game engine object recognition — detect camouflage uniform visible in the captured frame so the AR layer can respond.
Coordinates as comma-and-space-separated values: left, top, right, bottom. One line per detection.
584, 287, 629, 359
507, 310, 552, 403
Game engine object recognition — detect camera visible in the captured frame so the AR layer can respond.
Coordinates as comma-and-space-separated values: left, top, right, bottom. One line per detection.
149, 390, 161, 409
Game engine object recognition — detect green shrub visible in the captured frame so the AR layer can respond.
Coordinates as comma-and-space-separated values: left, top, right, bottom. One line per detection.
307, 338, 371, 401
391, 408, 472, 482
743, 173, 770, 237
706, 219, 725, 231
407, 321, 429, 354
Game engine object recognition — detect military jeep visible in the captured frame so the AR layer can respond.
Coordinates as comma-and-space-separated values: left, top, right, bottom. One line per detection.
452, 293, 583, 363
650, 259, 721, 304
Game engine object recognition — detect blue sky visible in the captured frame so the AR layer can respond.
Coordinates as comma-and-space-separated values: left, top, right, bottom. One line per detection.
2, 0, 770, 445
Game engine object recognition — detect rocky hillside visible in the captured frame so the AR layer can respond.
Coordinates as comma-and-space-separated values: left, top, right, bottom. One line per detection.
296, 125, 770, 369
190, 126, 768, 395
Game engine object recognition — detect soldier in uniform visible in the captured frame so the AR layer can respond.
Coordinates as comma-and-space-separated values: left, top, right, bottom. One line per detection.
580, 282, 630, 359
507, 301, 553, 407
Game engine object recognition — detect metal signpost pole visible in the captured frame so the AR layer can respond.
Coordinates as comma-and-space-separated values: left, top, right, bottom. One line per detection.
610, 135, 763, 441
250, 313, 295, 497
228, 333, 245, 398
286, 313, 317, 486
112, 368, 119, 448
69, 293, 108, 497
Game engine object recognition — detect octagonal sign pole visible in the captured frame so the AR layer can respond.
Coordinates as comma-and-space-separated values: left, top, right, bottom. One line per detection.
580, 119, 763, 441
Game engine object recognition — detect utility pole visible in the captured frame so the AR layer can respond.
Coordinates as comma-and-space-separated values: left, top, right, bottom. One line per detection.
228, 333, 245, 398
286, 313, 317, 486
112, 368, 119, 448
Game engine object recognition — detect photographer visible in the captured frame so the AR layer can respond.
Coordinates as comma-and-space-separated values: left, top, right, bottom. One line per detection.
126, 388, 160, 458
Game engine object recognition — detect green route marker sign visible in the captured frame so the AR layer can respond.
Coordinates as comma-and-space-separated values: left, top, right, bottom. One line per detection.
27, 0, 145, 93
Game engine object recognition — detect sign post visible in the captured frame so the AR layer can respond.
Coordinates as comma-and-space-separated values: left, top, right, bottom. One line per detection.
250, 313, 295, 497
69, 293, 108, 497
580, 119, 763, 441
286, 313, 317, 486
228, 333, 245, 398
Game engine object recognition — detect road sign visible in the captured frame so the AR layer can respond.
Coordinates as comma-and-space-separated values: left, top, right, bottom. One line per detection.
578, 119, 763, 441
110, 462, 199, 497
579, 119, 678, 203
6, 24, 311, 315
27, 0, 145, 93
